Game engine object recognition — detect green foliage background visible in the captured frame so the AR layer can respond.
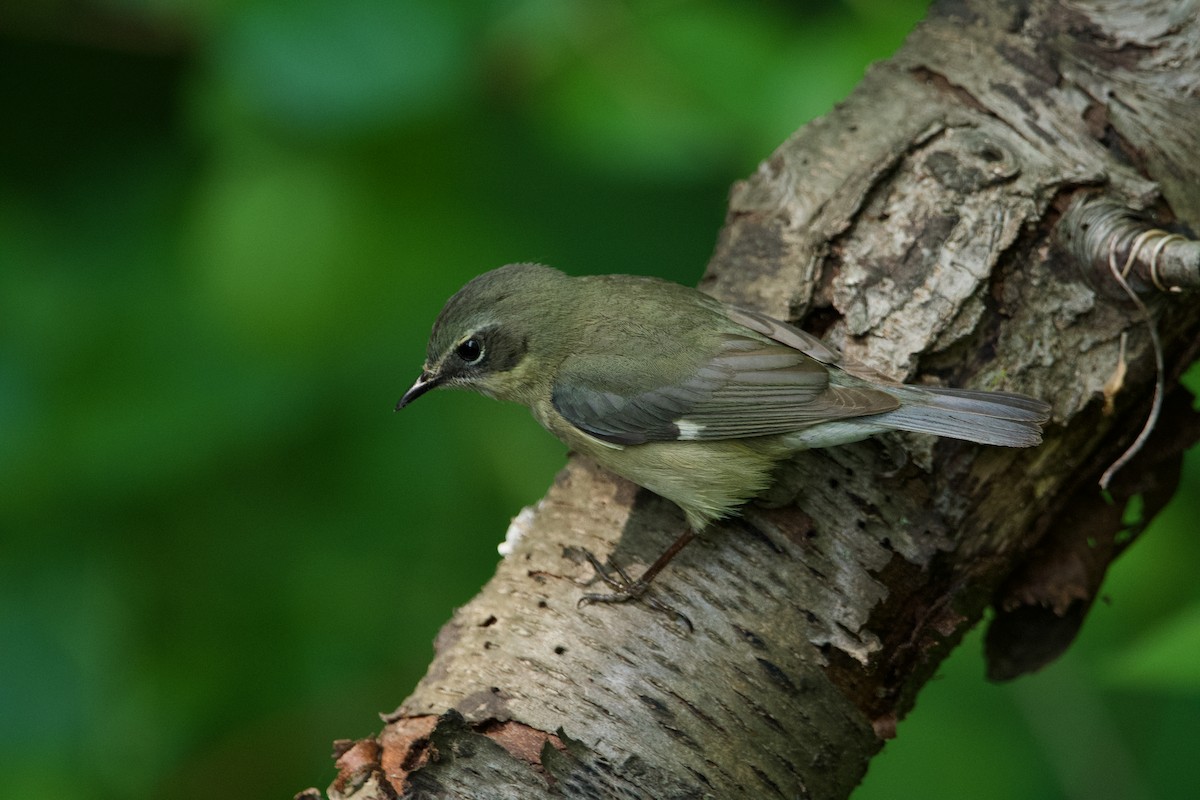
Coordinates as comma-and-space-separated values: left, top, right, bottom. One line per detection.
2, 1, 1198, 797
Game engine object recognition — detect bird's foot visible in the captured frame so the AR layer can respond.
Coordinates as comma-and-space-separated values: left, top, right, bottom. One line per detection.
576, 549, 693, 632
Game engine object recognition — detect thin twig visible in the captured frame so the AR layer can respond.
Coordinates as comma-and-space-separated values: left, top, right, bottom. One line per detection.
1100, 232, 1167, 490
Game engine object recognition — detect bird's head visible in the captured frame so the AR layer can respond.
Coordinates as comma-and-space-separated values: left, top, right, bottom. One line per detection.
397, 263, 572, 409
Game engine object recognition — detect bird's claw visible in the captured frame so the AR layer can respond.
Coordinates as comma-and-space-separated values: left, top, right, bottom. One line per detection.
576, 549, 693, 632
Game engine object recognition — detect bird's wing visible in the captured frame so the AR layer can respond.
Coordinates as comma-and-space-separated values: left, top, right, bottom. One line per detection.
551, 331, 899, 445
723, 305, 899, 384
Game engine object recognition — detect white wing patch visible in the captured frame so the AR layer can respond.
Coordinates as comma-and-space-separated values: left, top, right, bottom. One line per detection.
675, 419, 707, 440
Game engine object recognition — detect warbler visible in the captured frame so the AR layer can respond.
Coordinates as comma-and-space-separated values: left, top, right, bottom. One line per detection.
397, 263, 1049, 603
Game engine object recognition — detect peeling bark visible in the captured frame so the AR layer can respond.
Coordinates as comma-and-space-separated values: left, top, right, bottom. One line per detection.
314, 1, 1200, 798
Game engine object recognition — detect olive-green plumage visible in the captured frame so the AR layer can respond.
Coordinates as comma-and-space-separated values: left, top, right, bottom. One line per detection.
398, 263, 1050, 530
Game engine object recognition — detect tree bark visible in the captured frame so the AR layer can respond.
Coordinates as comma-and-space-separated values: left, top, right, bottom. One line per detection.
313, 1, 1200, 798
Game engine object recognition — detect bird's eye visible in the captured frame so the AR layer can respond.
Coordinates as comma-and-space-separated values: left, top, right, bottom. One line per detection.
456, 338, 483, 364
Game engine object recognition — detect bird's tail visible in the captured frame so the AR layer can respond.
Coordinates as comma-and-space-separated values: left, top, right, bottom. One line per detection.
877, 386, 1050, 447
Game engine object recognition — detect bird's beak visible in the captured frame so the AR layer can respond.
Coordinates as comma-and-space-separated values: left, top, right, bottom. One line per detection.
396, 370, 442, 410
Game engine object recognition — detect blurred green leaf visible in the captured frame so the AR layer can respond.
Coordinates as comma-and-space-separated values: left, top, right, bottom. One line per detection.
1101, 602, 1200, 691
1181, 358, 1200, 404
185, 151, 374, 349
213, 0, 470, 136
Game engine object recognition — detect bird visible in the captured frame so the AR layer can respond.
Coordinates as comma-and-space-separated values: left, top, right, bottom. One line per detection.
397, 263, 1050, 612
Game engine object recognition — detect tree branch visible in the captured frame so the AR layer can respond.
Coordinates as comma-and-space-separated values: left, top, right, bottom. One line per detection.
308, 1, 1200, 797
